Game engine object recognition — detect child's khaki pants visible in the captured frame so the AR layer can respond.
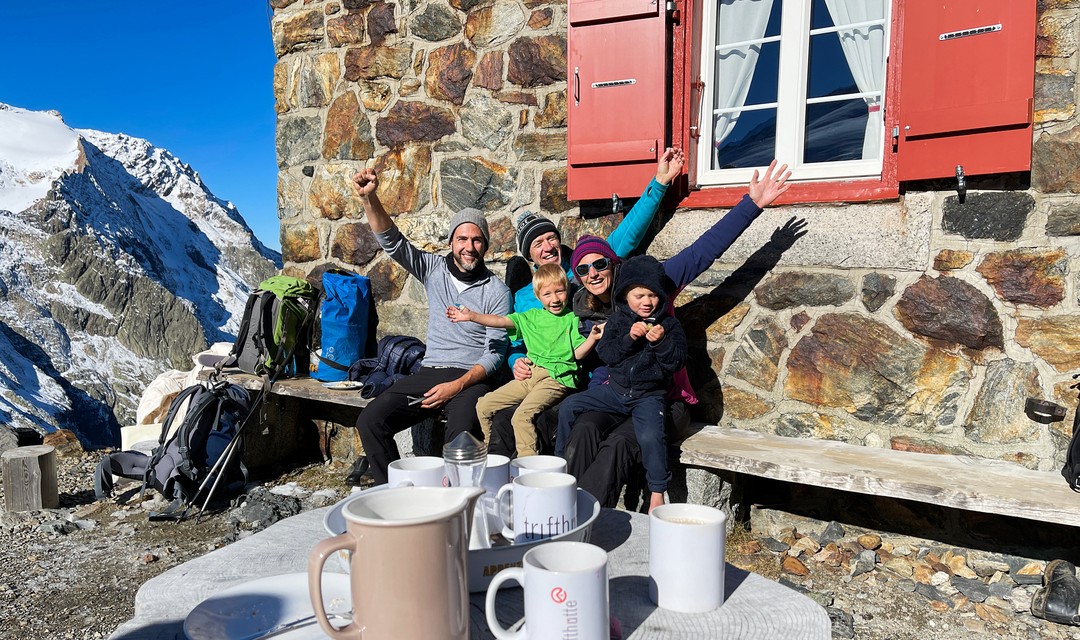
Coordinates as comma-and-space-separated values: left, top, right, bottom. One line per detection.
476, 365, 572, 458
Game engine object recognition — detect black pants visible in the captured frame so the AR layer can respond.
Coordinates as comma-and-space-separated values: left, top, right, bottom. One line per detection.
355, 367, 492, 485
566, 401, 690, 509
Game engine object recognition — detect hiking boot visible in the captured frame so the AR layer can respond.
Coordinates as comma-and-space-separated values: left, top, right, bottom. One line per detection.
1032, 560, 1080, 625
346, 456, 370, 486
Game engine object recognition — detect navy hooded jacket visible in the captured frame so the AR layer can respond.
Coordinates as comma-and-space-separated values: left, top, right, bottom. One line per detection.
595, 255, 688, 398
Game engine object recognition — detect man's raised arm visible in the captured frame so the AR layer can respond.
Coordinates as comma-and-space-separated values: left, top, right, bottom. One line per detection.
352, 168, 391, 233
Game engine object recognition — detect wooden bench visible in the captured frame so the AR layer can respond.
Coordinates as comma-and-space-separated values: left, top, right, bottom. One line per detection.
203, 370, 442, 466
679, 425, 1080, 528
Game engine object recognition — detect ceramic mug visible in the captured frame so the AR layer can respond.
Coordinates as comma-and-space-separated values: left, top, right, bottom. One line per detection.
486, 541, 609, 640
387, 456, 447, 487
648, 503, 727, 613
509, 454, 566, 477
482, 454, 511, 496
496, 471, 577, 544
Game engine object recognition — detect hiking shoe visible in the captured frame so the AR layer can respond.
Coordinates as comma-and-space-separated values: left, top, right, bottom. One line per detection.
346, 456, 370, 486
1032, 560, 1080, 625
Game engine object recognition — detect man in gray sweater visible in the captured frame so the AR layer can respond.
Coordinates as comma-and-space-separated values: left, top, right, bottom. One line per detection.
348, 168, 510, 486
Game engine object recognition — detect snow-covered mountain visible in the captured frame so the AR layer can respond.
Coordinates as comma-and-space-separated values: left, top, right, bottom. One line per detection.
0, 104, 280, 447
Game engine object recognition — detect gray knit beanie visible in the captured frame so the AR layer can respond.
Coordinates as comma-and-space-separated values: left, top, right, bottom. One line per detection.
515, 210, 559, 260
448, 207, 490, 245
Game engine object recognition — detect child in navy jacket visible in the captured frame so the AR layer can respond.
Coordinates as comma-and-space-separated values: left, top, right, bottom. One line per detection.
555, 255, 687, 512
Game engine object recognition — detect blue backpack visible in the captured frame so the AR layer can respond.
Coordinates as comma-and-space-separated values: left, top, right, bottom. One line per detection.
313, 271, 375, 382
348, 335, 426, 398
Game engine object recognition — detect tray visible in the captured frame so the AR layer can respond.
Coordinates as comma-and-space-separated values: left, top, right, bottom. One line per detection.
322, 486, 601, 592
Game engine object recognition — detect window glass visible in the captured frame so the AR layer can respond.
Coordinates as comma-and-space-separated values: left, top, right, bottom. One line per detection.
699, 0, 889, 184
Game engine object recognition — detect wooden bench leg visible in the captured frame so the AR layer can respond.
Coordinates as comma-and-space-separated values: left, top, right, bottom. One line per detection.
2, 445, 59, 511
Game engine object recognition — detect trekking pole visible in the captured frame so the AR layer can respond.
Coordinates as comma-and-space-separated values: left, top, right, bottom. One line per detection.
194, 292, 321, 520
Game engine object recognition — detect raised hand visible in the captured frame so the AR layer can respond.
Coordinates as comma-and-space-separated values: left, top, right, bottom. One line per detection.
630, 321, 649, 339
352, 168, 378, 197
645, 324, 665, 343
748, 160, 792, 208
590, 322, 605, 340
655, 147, 685, 186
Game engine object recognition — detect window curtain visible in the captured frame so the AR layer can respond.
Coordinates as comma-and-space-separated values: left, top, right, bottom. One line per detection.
713, 0, 775, 165
823, 0, 887, 159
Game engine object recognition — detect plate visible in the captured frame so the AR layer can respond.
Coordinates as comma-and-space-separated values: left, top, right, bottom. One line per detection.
322, 486, 601, 592
320, 380, 362, 391
184, 572, 351, 640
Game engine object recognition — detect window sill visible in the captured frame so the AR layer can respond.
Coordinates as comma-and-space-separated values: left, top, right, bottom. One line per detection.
678, 178, 900, 209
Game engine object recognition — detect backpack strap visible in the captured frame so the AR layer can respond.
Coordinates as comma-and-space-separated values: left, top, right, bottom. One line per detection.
314, 352, 351, 372
1064, 379, 1080, 492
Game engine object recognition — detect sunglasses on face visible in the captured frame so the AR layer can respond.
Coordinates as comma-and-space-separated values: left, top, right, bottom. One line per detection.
574, 257, 611, 277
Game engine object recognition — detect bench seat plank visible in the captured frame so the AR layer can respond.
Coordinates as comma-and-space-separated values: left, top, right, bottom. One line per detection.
200, 371, 371, 409
680, 425, 1080, 528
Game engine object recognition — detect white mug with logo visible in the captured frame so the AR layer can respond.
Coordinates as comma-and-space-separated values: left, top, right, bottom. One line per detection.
386, 456, 447, 487
496, 471, 577, 544
509, 454, 566, 477
648, 503, 727, 613
485, 541, 609, 640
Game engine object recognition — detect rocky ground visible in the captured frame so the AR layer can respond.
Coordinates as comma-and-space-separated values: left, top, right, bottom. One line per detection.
3, 446, 1080, 640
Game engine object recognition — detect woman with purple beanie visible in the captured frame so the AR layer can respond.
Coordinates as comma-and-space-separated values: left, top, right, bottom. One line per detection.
564, 161, 793, 508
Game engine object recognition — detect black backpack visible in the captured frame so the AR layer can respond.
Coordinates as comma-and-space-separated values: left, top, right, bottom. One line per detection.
145, 382, 252, 505
1062, 381, 1080, 491
228, 276, 320, 379
94, 382, 252, 519
348, 335, 426, 398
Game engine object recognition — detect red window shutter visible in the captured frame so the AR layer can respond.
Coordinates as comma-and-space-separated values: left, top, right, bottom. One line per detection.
567, 0, 668, 201
894, 0, 1036, 181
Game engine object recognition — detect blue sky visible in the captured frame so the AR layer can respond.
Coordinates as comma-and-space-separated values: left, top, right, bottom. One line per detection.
1, 3, 282, 251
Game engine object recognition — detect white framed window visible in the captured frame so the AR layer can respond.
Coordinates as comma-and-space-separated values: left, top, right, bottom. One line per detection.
696, 0, 891, 186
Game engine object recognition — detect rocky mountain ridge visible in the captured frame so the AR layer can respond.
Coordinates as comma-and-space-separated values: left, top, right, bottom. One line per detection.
0, 104, 279, 447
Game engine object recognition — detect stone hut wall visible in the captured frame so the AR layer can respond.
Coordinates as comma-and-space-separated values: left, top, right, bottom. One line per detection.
271, 0, 1080, 473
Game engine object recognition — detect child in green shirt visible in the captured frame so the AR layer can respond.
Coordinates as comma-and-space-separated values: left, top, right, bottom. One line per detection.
447, 263, 602, 457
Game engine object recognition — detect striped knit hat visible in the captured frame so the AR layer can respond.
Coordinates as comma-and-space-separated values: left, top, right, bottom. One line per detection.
515, 211, 560, 260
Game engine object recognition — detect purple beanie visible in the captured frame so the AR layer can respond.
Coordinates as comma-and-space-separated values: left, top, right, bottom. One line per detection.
570, 235, 620, 283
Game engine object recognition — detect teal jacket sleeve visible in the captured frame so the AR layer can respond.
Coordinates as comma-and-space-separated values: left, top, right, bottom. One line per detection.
605, 178, 669, 257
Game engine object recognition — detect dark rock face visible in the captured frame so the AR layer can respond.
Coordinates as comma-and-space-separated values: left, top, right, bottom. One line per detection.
332, 223, 381, 266
507, 35, 566, 87
755, 272, 855, 310
1046, 201, 1080, 235
1033, 124, 1080, 192
540, 167, 570, 212
894, 276, 1004, 350
976, 248, 1067, 307
941, 192, 1034, 241
376, 101, 456, 147
860, 273, 896, 312
785, 314, 970, 428
425, 43, 477, 105
277, 116, 323, 167
965, 359, 1041, 444
439, 156, 517, 212
323, 92, 375, 161
727, 318, 787, 391
411, 4, 461, 41
2, 131, 278, 447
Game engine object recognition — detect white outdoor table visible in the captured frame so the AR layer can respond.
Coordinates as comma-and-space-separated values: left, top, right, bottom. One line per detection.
110, 506, 830, 639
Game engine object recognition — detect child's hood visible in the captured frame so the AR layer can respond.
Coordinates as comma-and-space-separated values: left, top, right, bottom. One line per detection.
613, 255, 671, 318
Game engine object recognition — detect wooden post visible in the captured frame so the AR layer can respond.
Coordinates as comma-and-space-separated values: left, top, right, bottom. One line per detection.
2, 445, 59, 512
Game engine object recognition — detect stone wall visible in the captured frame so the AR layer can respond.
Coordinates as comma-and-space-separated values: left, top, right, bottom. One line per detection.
272, 0, 1080, 472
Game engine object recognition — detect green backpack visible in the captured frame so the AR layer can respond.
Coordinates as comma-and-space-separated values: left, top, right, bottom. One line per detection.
227, 275, 320, 378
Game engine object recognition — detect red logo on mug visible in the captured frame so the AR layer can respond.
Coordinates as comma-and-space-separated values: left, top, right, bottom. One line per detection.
550, 587, 567, 604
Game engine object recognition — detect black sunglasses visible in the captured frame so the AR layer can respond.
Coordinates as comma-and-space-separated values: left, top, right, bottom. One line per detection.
574, 257, 611, 277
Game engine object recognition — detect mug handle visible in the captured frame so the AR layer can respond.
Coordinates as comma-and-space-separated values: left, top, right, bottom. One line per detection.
308, 534, 361, 640
485, 567, 526, 640
496, 483, 514, 540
